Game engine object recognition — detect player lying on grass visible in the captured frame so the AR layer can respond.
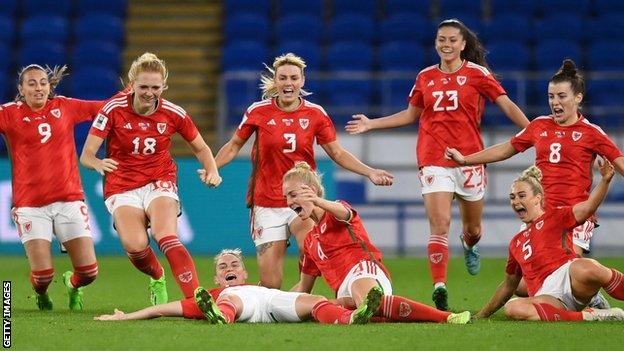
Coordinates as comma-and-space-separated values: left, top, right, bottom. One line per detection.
476, 161, 624, 321
284, 162, 471, 324
95, 248, 380, 324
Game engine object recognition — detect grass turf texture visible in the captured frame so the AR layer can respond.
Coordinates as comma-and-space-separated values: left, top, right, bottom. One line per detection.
2, 255, 624, 350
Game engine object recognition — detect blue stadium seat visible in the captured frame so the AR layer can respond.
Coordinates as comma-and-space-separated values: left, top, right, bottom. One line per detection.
587, 41, 624, 70
534, 15, 584, 42
0, 71, 8, 102
0, 16, 15, 45
490, 0, 535, 16
225, 14, 270, 43
530, 78, 550, 107
275, 15, 322, 44
379, 41, 425, 72
24, 0, 72, 17
534, 41, 582, 72
21, 15, 69, 44
332, 0, 377, 17
326, 14, 376, 44
486, 42, 530, 71
385, 0, 431, 17
0, 43, 12, 72
435, 14, 481, 37
596, 0, 624, 14
222, 41, 270, 71
534, 0, 590, 16
224, 0, 270, 17
278, 0, 323, 18
75, 0, 127, 17
322, 79, 373, 126
72, 41, 121, 72
326, 41, 374, 71
69, 67, 119, 100
74, 14, 125, 46
336, 180, 366, 204
380, 13, 431, 45
1, 0, 18, 17
587, 80, 624, 107
224, 79, 261, 127
380, 78, 414, 110
439, 0, 482, 18
18, 41, 66, 68
482, 15, 532, 44
275, 41, 322, 71
587, 15, 624, 42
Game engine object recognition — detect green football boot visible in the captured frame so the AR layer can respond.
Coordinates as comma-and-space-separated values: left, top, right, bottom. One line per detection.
350, 285, 383, 324
62, 271, 84, 311
194, 287, 227, 324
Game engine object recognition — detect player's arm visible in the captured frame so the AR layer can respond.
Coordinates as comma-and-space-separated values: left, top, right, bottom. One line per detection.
214, 134, 247, 168
79, 134, 118, 176
291, 273, 317, 293
573, 158, 615, 223
187, 134, 222, 187
94, 301, 184, 321
346, 104, 423, 134
611, 156, 624, 177
321, 141, 393, 186
475, 273, 521, 319
494, 94, 530, 128
445, 141, 518, 166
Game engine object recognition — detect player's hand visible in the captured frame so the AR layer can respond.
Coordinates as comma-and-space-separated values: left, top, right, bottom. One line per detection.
597, 157, 615, 183
345, 114, 372, 135
369, 169, 394, 186
95, 158, 119, 176
197, 169, 222, 188
444, 147, 466, 165
94, 308, 125, 321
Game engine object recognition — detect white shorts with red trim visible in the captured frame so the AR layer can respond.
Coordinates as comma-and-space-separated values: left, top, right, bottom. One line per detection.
250, 206, 297, 246
105, 180, 179, 215
11, 201, 92, 244
219, 285, 304, 323
419, 165, 486, 201
336, 260, 393, 299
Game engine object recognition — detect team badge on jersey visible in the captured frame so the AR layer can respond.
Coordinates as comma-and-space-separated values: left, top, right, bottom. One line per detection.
299, 118, 309, 129
157, 123, 167, 134
535, 220, 544, 230
456, 76, 467, 86
50, 108, 61, 118
572, 131, 582, 141
93, 114, 108, 130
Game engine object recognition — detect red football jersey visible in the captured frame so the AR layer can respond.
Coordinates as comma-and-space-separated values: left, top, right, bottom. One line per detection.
408, 60, 506, 167
300, 200, 389, 294
0, 97, 103, 207
510, 115, 622, 208
89, 94, 199, 198
505, 206, 579, 296
235, 98, 337, 207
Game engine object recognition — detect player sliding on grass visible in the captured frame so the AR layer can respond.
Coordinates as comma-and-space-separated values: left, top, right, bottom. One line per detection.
284, 162, 471, 324
476, 162, 624, 322
95, 248, 381, 324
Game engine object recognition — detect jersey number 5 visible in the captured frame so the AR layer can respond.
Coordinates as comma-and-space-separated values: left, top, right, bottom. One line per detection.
432, 90, 458, 112
522, 240, 532, 260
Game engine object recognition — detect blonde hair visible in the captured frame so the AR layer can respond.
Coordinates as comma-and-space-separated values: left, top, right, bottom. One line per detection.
260, 53, 311, 100
126, 52, 168, 90
283, 162, 325, 198
15, 64, 68, 102
214, 248, 245, 270
514, 165, 545, 207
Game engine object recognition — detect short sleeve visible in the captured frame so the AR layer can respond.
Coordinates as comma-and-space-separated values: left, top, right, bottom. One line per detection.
407, 78, 423, 108
509, 122, 536, 152
315, 111, 337, 145
476, 72, 506, 102
505, 249, 522, 277
234, 112, 257, 141
88, 110, 113, 139
591, 128, 624, 162
0, 106, 6, 133
64, 97, 105, 124
176, 112, 199, 142
552, 206, 580, 230
300, 249, 321, 277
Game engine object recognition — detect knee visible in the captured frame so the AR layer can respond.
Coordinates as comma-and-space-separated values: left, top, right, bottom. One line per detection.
504, 299, 530, 320
463, 223, 482, 236
573, 259, 606, 284
429, 216, 451, 236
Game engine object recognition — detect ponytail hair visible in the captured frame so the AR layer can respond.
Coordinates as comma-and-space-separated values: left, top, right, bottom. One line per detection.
283, 161, 325, 198
437, 19, 492, 72
260, 53, 311, 100
15, 64, 68, 102
514, 165, 545, 207
550, 59, 585, 97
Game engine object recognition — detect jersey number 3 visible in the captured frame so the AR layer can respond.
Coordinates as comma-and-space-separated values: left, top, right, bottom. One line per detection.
432, 90, 458, 111
283, 133, 296, 153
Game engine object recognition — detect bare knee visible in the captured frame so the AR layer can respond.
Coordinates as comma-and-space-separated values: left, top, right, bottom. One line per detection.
504, 299, 534, 321
429, 216, 451, 236
463, 223, 482, 237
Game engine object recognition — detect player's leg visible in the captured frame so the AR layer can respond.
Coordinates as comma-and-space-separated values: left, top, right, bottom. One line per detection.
456, 196, 483, 276
571, 258, 624, 306
569, 222, 610, 309
194, 287, 231, 324
251, 206, 294, 289
505, 295, 577, 321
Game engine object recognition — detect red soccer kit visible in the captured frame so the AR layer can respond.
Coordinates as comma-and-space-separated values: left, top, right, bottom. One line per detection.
300, 200, 390, 294
505, 206, 579, 296
88, 94, 199, 198
408, 60, 506, 167
235, 98, 337, 208
0, 97, 103, 207
181, 286, 226, 319
510, 114, 623, 208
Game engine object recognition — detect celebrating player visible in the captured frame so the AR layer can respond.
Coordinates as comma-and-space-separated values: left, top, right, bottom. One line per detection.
285, 162, 471, 324
346, 19, 529, 310
1, 64, 101, 311
80, 52, 221, 305
475, 163, 624, 322
215, 53, 393, 289
94, 248, 380, 325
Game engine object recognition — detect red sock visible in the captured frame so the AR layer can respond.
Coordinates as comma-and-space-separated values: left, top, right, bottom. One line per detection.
463, 232, 482, 247
30, 268, 54, 294
216, 300, 237, 324
603, 268, 624, 300
69, 262, 98, 288
427, 235, 448, 284
126, 247, 163, 280
158, 235, 199, 298
312, 301, 353, 324
380, 295, 451, 323
533, 303, 582, 321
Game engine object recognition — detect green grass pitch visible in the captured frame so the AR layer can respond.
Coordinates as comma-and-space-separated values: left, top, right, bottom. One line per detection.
2, 255, 624, 350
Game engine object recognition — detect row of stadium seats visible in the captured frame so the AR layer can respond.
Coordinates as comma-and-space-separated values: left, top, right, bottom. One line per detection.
2, 0, 127, 18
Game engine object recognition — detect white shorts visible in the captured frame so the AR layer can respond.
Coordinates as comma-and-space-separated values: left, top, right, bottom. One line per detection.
419, 165, 486, 201
11, 201, 92, 244
218, 285, 303, 323
536, 260, 586, 311
519, 220, 594, 252
250, 206, 297, 246
105, 180, 180, 215
336, 260, 393, 299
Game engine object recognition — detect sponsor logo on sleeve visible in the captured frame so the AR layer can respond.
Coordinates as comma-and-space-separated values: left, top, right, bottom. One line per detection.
93, 114, 108, 131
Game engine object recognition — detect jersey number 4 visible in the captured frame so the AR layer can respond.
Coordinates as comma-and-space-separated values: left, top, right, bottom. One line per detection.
432, 90, 458, 111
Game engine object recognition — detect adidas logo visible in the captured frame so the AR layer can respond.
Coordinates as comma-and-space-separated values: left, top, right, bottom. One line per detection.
123, 123, 132, 129
540, 131, 547, 137
427, 80, 434, 87
267, 119, 276, 126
